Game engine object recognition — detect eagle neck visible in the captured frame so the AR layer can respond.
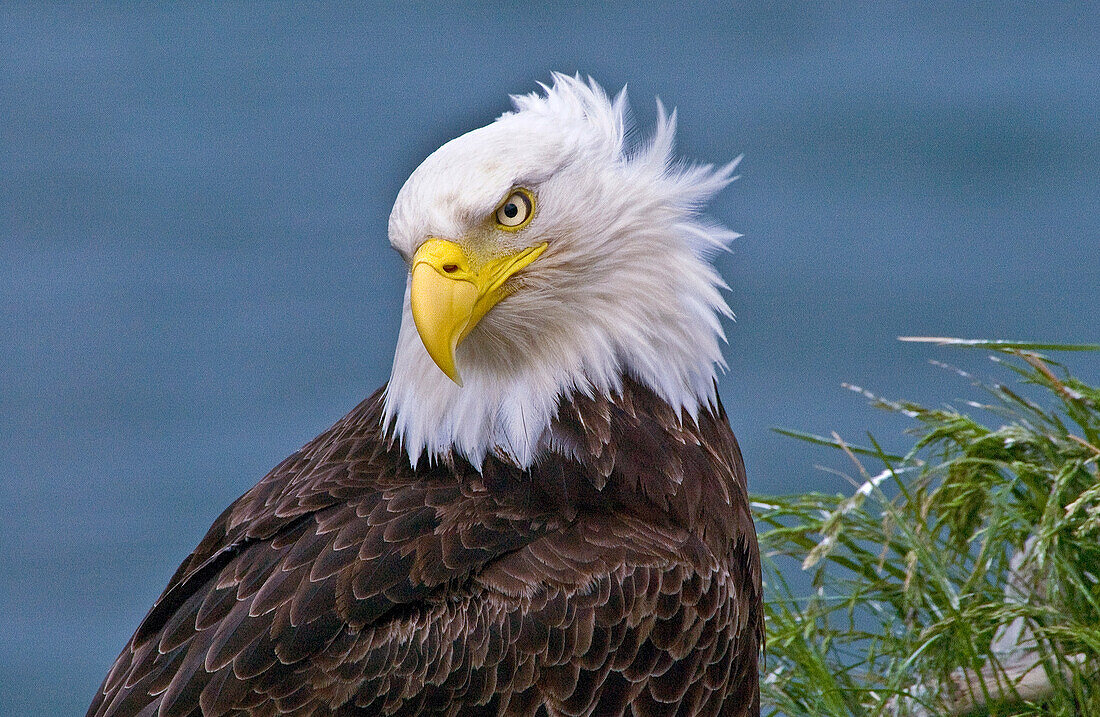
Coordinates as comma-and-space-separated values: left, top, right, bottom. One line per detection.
382, 290, 723, 471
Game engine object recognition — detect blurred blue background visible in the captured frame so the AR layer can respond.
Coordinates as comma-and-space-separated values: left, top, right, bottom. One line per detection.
3, 3, 1098, 714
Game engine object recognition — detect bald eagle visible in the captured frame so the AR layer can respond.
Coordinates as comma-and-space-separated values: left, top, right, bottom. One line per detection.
88, 75, 762, 717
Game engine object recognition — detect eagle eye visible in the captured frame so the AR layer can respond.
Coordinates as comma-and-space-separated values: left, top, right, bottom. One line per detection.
494, 189, 534, 230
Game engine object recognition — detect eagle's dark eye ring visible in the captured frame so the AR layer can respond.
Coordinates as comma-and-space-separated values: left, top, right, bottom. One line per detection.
494, 189, 534, 230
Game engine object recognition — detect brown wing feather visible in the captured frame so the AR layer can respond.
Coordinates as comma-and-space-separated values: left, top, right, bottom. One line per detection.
88, 378, 761, 716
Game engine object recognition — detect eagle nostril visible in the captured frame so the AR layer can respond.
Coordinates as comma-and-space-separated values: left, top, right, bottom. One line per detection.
442, 264, 459, 274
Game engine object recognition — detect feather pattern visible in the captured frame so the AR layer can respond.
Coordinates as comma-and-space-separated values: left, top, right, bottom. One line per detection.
88, 378, 761, 716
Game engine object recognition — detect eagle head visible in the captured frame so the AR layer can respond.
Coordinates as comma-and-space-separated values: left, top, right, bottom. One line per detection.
383, 74, 739, 468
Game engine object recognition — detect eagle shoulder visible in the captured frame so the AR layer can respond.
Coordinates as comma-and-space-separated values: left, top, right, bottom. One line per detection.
88, 390, 555, 716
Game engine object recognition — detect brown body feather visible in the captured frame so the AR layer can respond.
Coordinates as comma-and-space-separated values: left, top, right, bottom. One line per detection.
88, 377, 761, 716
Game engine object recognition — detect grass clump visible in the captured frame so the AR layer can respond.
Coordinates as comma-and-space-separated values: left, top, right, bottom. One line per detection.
755, 338, 1100, 716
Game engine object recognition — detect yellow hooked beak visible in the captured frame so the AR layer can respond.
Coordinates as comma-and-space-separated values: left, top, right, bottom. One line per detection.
410, 238, 547, 385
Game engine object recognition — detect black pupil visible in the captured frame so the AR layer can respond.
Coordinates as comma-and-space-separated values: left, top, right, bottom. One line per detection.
503, 202, 519, 219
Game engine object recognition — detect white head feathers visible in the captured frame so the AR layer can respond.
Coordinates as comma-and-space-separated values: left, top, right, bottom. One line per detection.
383, 74, 740, 469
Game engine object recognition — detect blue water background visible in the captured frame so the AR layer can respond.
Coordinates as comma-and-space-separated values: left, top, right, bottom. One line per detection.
3, 4, 1098, 714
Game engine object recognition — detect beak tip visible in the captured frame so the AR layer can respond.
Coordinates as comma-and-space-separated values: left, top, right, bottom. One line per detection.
442, 364, 464, 387
427, 353, 464, 387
